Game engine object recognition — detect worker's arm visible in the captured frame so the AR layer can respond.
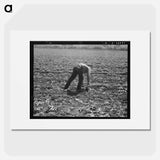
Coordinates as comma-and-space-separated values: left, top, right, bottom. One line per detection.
86, 67, 91, 87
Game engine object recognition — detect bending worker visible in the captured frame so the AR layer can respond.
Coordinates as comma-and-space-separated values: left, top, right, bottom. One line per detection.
64, 63, 91, 92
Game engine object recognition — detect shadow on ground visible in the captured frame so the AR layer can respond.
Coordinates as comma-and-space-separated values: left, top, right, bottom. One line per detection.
67, 89, 87, 96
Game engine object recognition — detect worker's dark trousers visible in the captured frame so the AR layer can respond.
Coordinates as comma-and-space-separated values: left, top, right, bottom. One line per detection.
64, 67, 83, 90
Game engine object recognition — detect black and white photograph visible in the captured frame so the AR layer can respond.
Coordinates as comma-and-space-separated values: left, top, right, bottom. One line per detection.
30, 41, 130, 119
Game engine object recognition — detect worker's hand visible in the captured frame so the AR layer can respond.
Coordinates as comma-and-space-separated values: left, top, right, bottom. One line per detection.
86, 87, 89, 92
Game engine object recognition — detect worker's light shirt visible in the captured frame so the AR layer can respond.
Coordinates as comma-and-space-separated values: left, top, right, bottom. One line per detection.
77, 63, 91, 86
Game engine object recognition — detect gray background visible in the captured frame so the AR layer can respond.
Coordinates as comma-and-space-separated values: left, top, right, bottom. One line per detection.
4, 4, 155, 156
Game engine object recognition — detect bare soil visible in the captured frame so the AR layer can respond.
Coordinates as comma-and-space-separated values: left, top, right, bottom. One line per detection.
33, 47, 128, 118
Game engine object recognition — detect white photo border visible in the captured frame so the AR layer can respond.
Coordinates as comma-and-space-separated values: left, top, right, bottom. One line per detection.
9, 31, 151, 130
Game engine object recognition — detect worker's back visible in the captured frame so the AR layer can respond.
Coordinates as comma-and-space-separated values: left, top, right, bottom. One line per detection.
77, 63, 91, 74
